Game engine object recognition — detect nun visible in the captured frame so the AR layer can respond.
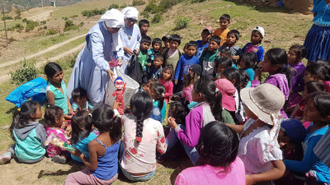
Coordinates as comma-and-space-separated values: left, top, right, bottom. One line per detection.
66, 9, 125, 106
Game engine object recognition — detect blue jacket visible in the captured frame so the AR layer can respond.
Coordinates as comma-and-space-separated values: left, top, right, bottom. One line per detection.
174, 55, 200, 81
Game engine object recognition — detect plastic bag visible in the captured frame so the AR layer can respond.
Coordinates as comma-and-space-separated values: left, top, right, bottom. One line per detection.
45, 133, 75, 152
6, 77, 47, 107
105, 67, 139, 109
126, 53, 143, 84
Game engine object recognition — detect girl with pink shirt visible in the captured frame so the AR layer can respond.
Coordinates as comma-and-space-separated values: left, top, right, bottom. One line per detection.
159, 66, 174, 103
175, 122, 245, 185
182, 64, 201, 103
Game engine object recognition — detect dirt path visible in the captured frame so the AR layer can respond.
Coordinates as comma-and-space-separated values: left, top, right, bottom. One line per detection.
27, 10, 54, 21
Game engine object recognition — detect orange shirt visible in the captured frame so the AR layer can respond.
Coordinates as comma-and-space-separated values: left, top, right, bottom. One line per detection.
213, 28, 230, 46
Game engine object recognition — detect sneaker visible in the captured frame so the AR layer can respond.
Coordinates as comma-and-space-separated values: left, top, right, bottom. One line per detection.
51, 156, 66, 164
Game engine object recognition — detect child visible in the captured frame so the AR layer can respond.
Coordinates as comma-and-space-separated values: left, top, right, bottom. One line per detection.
213, 14, 230, 46
175, 122, 245, 185
139, 36, 152, 71
288, 45, 307, 93
239, 52, 257, 81
183, 43, 189, 55
65, 105, 122, 184
70, 110, 98, 164
44, 105, 68, 164
119, 92, 167, 182
220, 47, 232, 58
167, 78, 235, 165
227, 84, 286, 184
182, 64, 202, 103
239, 69, 252, 88
161, 34, 171, 53
242, 26, 265, 63
71, 88, 94, 112
168, 102, 187, 127
163, 34, 183, 71
147, 38, 162, 65
159, 66, 174, 103
303, 62, 330, 84
139, 19, 149, 36
150, 82, 167, 123
214, 57, 232, 80
199, 35, 221, 79
142, 79, 163, 123
147, 53, 164, 80
45, 62, 73, 120
253, 48, 291, 119
219, 30, 243, 60
196, 26, 213, 58
174, 41, 199, 91
215, 79, 236, 113
284, 92, 330, 184
0, 101, 46, 164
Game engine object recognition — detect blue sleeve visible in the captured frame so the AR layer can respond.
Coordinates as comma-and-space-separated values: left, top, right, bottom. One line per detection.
242, 44, 248, 53
174, 56, 183, 80
150, 106, 162, 124
257, 46, 265, 62
284, 135, 323, 173
72, 103, 79, 112
312, 0, 321, 13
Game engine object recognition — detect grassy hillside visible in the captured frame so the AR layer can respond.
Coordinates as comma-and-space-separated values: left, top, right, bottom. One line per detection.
6, 0, 91, 8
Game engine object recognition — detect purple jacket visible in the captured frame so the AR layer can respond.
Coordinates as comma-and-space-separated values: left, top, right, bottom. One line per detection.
290, 62, 305, 93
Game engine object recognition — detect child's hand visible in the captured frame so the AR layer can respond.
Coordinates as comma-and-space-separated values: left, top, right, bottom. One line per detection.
254, 66, 263, 80
65, 125, 72, 137
134, 49, 139, 54
147, 63, 152, 66
174, 80, 178, 85
168, 117, 178, 128
61, 121, 68, 129
113, 100, 121, 110
245, 175, 255, 185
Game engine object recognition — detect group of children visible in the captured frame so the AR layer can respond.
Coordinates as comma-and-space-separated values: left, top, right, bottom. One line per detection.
1, 12, 330, 185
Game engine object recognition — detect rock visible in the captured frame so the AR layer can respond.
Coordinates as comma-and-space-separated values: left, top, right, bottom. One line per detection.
2, 125, 10, 130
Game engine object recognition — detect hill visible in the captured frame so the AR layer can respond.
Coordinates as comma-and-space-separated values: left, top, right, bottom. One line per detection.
5, 0, 92, 8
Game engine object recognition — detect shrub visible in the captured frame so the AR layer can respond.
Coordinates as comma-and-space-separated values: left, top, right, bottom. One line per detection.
158, 0, 182, 12
82, 8, 106, 18
70, 15, 78, 18
191, 0, 207, 3
47, 29, 57, 35
40, 20, 47, 25
140, 11, 150, 18
25, 20, 39, 32
22, 18, 27, 22
108, 4, 119, 10
174, 16, 190, 30
10, 61, 39, 85
79, 22, 85, 27
9, 37, 16, 43
62, 17, 68, 20
152, 13, 162, 23
144, 2, 159, 14
2, 15, 12, 20
120, 4, 128, 8
43, 25, 47, 29
64, 20, 79, 31
132, 0, 146, 6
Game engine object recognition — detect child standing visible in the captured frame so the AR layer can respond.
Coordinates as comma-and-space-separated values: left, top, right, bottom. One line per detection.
44, 105, 69, 164
139, 36, 152, 71
175, 122, 245, 185
147, 53, 164, 80
65, 105, 122, 184
71, 88, 94, 112
213, 14, 231, 46
227, 84, 286, 184
45, 62, 73, 120
159, 66, 174, 103
200, 36, 221, 79
0, 101, 46, 164
218, 30, 243, 60
161, 34, 171, 53
139, 19, 149, 37
196, 26, 213, 58
242, 26, 265, 63
163, 34, 183, 71
253, 48, 291, 119
147, 38, 162, 66
174, 41, 199, 92
182, 64, 202, 103
239, 52, 257, 81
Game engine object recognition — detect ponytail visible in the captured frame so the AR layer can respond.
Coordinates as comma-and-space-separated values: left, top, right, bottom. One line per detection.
211, 90, 223, 121
151, 82, 166, 111
71, 110, 90, 144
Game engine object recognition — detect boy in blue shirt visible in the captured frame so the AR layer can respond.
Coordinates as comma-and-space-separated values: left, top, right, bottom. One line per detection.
147, 38, 162, 66
147, 54, 163, 80
196, 26, 213, 58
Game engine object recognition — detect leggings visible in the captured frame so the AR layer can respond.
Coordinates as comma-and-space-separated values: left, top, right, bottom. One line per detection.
64, 167, 118, 185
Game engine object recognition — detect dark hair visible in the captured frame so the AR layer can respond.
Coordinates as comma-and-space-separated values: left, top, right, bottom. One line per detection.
289, 44, 307, 59
10, 101, 39, 138
169, 34, 181, 45
240, 52, 257, 69
304, 81, 325, 94
161, 66, 174, 81
183, 70, 199, 88
194, 78, 222, 121
141, 36, 152, 44
209, 35, 221, 45
239, 69, 250, 88
72, 88, 87, 101
152, 38, 162, 46
71, 110, 90, 144
44, 105, 64, 127
150, 82, 166, 111
220, 47, 231, 57
196, 122, 238, 168
221, 68, 241, 89
215, 57, 232, 72
266, 48, 292, 88
155, 53, 164, 62
220, 14, 230, 22
168, 102, 187, 126
312, 92, 330, 118
44, 62, 62, 78
305, 62, 330, 81
186, 41, 198, 49
130, 92, 154, 143
138, 19, 149, 28
227, 30, 240, 40
85, 105, 121, 143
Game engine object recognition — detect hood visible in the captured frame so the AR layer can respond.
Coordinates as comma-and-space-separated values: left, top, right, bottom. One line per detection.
14, 121, 40, 140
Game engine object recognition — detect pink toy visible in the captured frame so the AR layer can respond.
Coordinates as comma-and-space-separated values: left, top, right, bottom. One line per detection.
112, 77, 126, 114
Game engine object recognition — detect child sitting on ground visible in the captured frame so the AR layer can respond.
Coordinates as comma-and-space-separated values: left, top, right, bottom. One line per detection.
182, 64, 202, 104
147, 53, 164, 80
242, 26, 265, 63
44, 105, 69, 164
150, 82, 167, 123
45, 62, 73, 120
159, 66, 174, 103
200, 35, 221, 79
239, 69, 252, 88
196, 26, 212, 58
215, 79, 236, 115
139, 19, 149, 37
71, 88, 94, 112
65, 105, 122, 184
218, 30, 243, 61
175, 122, 245, 185
238, 52, 257, 82
174, 41, 199, 92
163, 34, 183, 71
214, 57, 232, 80
213, 14, 231, 46
0, 101, 46, 164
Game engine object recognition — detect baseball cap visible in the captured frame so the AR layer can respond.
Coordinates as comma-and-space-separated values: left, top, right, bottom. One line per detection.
202, 26, 213, 34
253, 26, 265, 38
281, 119, 307, 143
162, 34, 171, 41
189, 64, 202, 76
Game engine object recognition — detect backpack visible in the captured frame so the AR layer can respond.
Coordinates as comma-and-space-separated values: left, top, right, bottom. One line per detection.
126, 54, 143, 84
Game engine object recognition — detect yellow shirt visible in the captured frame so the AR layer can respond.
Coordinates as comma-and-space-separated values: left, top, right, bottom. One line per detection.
213, 28, 230, 46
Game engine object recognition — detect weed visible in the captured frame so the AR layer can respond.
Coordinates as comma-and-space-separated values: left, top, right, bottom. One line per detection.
47, 29, 57, 35
152, 13, 163, 23
22, 18, 27, 22
62, 17, 68, 21
81, 8, 106, 18
79, 22, 85, 27
131, 0, 146, 6
43, 25, 47, 29
120, 4, 128, 8
109, 4, 119, 10
174, 16, 190, 30
25, 20, 39, 32
141, 11, 150, 18
144, 2, 159, 14
40, 20, 47, 25
2, 15, 12, 20
10, 61, 39, 85
64, 20, 79, 32
70, 15, 78, 18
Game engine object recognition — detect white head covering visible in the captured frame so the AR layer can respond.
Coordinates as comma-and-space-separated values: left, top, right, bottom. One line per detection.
98, 9, 124, 52
121, 7, 139, 21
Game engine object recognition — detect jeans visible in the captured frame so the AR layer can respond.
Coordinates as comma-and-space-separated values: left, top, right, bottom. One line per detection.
165, 125, 200, 165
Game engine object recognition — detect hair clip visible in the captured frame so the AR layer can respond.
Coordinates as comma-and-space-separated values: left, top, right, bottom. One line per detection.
161, 93, 165, 97
17, 108, 21, 112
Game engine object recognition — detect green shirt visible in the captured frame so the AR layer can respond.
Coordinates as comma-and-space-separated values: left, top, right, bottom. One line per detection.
138, 50, 148, 71
47, 81, 69, 115
199, 50, 220, 78
222, 109, 235, 125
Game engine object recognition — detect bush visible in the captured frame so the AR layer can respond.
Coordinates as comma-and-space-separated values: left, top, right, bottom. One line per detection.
70, 15, 78, 18
62, 17, 68, 20
158, 0, 182, 12
82, 8, 106, 18
79, 22, 85, 27
108, 4, 119, 10
25, 20, 39, 32
2, 15, 12, 20
47, 29, 57, 35
191, 0, 207, 3
144, 2, 159, 14
132, 0, 146, 6
140, 11, 150, 18
174, 16, 190, 30
120, 4, 128, 8
64, 20, 79, 31
40, 20, 47, 25
43, 25, 47, 29
152, 13, 162, 23
10, 61, 39, 85
22, 18, 27, 22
